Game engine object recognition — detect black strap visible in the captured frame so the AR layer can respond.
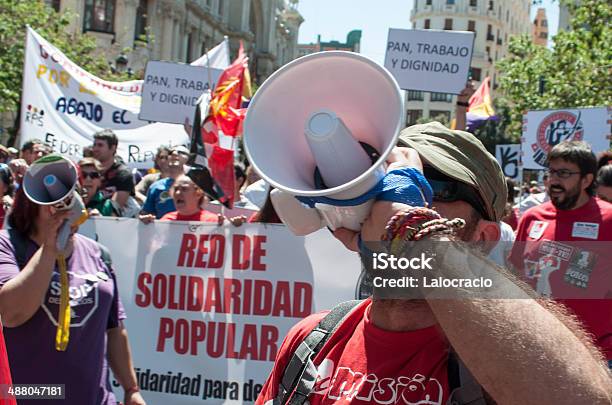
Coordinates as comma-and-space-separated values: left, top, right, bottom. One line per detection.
8, 229, 28, 269
277, 300, 362, 405
447, 350, 489, 405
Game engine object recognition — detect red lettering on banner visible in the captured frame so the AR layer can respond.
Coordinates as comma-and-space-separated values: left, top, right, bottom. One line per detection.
177, 234, 197, 266
178, 233, 225, 268
135, 273, 152, 307
253, 280, 272, 315
252, 236, 267, 271
232, 235, 250, 269
155, 318, 280, 360
134, 274, 313, 317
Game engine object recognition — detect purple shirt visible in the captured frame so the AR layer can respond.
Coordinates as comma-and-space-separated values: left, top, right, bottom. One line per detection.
0, 231, 126, 405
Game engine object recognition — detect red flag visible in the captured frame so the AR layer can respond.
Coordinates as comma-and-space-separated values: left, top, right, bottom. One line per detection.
0, 324, 16, 405
209, 42, 251, 137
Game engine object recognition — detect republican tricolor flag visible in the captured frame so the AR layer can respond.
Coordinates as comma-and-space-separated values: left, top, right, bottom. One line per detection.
189, 42, 252, 208
466, 77, 498, 132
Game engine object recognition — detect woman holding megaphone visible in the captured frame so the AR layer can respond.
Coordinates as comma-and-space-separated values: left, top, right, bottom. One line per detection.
0, 155, 145, 405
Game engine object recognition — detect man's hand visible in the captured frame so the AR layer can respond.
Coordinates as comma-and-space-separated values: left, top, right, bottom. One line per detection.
139, 213, 155, 224
457, 80, 476, 104
8, 158, 28, 181
332, 147, 423, 251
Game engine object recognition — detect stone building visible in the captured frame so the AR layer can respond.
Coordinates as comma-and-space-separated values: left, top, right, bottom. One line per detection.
406, 0, 531, 125
532, 8, 548, 46
46, 0, 303, 83
297, 30, 362, 58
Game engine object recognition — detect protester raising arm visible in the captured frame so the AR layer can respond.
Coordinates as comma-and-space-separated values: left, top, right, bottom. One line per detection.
334, 148, 612, 405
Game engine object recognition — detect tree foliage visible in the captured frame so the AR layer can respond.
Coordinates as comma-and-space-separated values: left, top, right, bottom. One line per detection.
495, 0, 611, 141
0, 0, 130, 115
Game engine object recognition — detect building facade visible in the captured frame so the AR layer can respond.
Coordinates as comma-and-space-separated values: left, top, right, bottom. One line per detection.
532, 8, 548, 46
297, 30, 362, 58
406, 0, 531, 125
47, 0, 303, 84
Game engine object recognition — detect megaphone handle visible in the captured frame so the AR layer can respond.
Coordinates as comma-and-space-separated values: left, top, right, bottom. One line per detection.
56, 219, 71, 251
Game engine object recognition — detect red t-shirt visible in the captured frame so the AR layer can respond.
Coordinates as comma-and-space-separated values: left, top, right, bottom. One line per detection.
509, 197, 612, 358
160, 209, 219, 223
256, 299, 451, 405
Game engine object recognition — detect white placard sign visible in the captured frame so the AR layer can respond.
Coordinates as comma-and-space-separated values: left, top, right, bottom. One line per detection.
20, 27, 229, 169
384, 28, 474, 94
78, 218, 361, 404
495, 144, 523, 181
139, 62, 223, 124
521, 107, 611, 169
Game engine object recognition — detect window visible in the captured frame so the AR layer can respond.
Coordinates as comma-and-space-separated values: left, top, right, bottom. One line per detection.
186, 33, 193, 63
407, 91, 424, 101
45, 0, 61, 11
406, 110, 423, 125
134, 0, 148, 40
506, 10, 509, 22
84, 0, 115, 33
446, 0, 455, 4
487, 24, 494, 41
431, 93, 453, 102
539, 32, 548, 39
424, 19, 431, 29
488, 0, 494, 11
468, 20, 476, 32
542, 19, 548, 27
430, 110, 451, 123
470, 67, 482, 81
470, 0, 477, 7
218, 0, 224, 16
444, 19, 453, 30
426, 0, 432, 5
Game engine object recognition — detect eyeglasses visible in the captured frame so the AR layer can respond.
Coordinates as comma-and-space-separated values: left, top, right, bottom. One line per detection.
546, 168, 581, 179
424, 166, 490, 221
81, 171, 101, 179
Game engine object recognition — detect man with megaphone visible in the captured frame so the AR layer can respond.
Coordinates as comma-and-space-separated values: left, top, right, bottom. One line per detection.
247, 52, 611, 405
0, 155, 145, 405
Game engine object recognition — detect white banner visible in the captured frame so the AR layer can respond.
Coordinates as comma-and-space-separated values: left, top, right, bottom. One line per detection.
495, 144, 522, 182
79, 218, 360, 404
521, 107, 611, 169
384, 28, 474, 94
20, 27, 229, 169
139, 62, 223, 124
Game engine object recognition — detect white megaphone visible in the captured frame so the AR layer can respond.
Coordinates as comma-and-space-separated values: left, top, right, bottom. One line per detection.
22, 154, 87, 250
244, 51, 404, 235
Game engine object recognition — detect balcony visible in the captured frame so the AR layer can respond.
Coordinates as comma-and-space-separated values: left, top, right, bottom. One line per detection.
487, 34, 495, 41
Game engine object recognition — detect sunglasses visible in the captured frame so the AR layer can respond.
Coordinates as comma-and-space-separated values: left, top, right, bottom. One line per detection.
81, 171, 101, 179
424, 166, 490, 221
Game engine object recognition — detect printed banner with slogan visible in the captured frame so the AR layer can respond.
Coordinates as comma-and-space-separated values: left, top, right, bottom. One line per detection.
522, 107, 611, 169
78, 218, 360, 404
384, 28, 474, 94
139, 62, 223, 124
20, 27, 229, 169
495, 144, 522, 182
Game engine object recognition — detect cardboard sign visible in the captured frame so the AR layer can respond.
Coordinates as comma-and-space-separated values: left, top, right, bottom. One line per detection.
139, 62, 223, 124
384, 28, 474, 94
521, 107, 611, 169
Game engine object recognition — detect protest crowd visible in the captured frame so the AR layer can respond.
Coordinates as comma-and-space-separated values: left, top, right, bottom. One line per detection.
0, 9, 610, 405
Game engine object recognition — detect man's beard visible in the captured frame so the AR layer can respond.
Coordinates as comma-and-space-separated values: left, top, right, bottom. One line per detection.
548, 183, 581, 210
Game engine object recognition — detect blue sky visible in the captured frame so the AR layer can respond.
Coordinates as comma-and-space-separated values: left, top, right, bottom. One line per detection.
297, 0, 560, 64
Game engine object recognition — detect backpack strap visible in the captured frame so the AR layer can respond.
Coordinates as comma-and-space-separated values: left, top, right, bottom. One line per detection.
8, 229, 28, 269
447, 350, 490, 405
96, 242, 113, 270
276, 300, 362, 405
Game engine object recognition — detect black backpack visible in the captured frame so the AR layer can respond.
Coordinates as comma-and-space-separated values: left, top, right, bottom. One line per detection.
274, 300, 491, 405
